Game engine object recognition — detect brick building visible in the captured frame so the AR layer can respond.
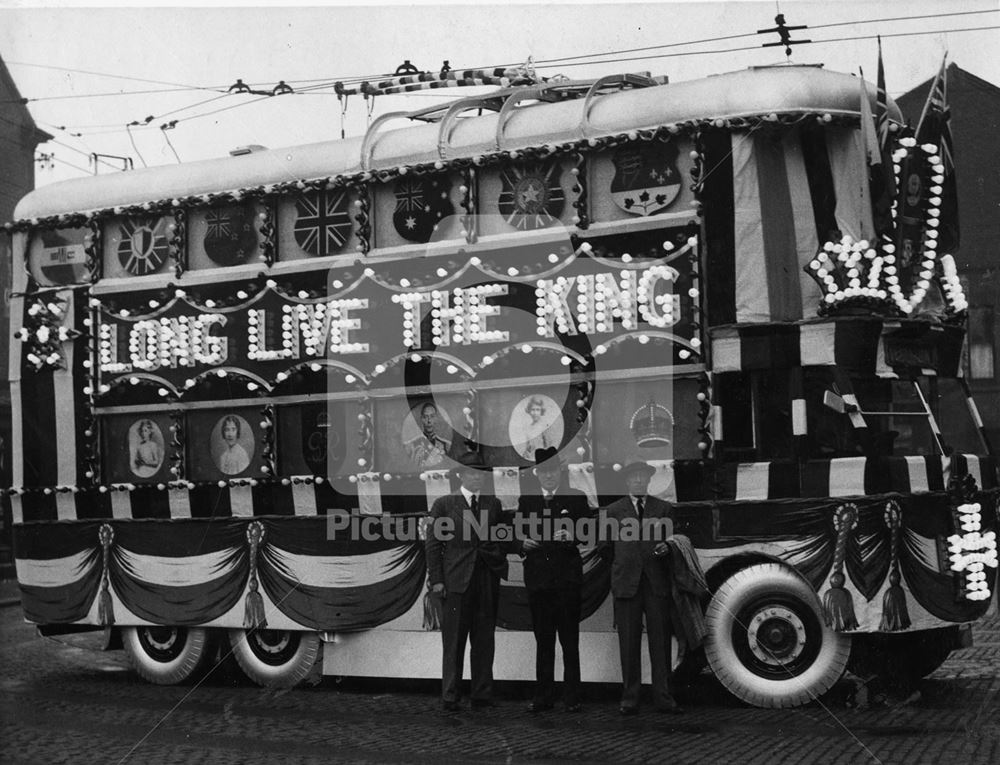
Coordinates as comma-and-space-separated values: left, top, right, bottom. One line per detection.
896, 64, 1000, 448
1, 54, 51, 571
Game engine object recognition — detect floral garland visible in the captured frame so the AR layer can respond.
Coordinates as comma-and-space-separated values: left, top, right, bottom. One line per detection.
15, 296, 80, 371
805, 136, 966, 319
2, 111, 862, 235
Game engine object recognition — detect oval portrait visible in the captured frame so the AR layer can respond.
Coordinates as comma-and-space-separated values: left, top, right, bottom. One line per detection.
212, 414, 255, 476
509, 394, 564, 461
402, 401, 454, 470
128, 418, 165, 478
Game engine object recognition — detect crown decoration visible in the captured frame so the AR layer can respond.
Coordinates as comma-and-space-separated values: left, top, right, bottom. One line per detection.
629, 399, 674, 448
805, 137, 966, 319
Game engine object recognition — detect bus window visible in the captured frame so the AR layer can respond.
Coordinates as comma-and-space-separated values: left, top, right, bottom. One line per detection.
849, 378, 939, 457
717, 371, 792, 460
803, 369, 861, 458
920, 377, 988, 455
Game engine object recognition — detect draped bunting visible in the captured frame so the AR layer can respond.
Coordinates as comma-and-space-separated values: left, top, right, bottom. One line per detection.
11, 489, 997, 633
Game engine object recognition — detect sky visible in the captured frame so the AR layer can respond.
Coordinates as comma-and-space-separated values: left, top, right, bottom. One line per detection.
0, 0, 998, 187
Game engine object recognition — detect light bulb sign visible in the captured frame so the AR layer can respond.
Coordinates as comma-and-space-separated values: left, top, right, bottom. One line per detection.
95, 225, 701, 391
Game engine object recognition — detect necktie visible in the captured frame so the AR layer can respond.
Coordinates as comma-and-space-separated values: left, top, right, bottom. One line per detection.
470, 494, 479, 512
636, 497, 644, 520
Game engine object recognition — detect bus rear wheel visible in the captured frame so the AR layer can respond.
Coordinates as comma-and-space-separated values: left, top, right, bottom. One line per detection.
705, 562, 850, 708
227, 628, 320, 688
122, 625, 215, 685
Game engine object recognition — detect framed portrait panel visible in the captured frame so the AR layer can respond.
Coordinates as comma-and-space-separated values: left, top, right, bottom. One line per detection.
187, 408, 262, 481
102, 413, 172, 483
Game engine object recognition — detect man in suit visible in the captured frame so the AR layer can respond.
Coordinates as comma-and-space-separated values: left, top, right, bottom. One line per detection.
516, 447, 590, 713
600, 460, 682, 715
425, 451, 509, 711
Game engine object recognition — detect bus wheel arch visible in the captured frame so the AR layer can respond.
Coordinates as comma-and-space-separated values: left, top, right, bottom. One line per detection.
122, 625, 216, 685
705, 561, 850, 708
227, 628, 320, 688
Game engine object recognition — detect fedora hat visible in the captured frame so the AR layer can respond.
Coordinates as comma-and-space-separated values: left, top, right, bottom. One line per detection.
533, 447, 564, 469
621, 460, 655, 478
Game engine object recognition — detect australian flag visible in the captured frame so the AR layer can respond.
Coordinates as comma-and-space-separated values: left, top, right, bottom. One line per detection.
294, 189, 353, 257
392, 176, 453, 243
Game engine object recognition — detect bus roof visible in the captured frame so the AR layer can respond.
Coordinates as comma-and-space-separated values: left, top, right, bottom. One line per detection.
15, 65, 901, 221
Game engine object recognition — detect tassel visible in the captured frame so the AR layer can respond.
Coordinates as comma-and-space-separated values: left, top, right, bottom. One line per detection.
823, 505, 858, 631
879, 574, 911, 632
244, 580, 268, 630
98, 586, 115, 627
423, 589, 443, 631
98, 524, 115, 626
244, 521, 268, 630
880, 502, 911, 632
822, 572, 858, 631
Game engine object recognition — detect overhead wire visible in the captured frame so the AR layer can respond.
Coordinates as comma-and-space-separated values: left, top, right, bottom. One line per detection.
4, 7, 996, 108
10, 15, 996, 160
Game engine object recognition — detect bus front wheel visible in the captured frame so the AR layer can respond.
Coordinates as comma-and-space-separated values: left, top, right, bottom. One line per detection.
227, 628, 320, 688
122, 626, 215, 685
705, 562, 850, 708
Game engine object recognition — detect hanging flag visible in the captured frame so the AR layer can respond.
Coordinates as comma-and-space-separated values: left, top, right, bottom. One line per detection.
609, 141, 681, 216
294, 189, 353, 257
871, 37, 897, 236
204, 204, 258, 266
915, 57, 959, 254
392, 175, 454, 243
117, 217, 170, 276
497, 161, 565, 231
857, 68, 877, 238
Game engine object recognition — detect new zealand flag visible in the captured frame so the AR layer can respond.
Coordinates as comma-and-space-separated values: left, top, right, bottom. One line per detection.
294, 190, 353, 257
204, 204, 258, 266
392, 175, 453, 243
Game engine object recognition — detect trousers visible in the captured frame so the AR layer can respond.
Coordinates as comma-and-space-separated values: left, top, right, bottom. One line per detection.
613, 573, 673, 709
440, 559, 500, 703
528, 587, 582, 705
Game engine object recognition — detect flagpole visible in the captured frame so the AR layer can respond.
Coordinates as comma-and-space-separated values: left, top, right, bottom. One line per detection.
916, 53, 948, 137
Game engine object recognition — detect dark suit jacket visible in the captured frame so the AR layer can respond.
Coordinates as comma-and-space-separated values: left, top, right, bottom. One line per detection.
599, 495, 674, 599
425, 492, 509, 594
515, 486, 590, 591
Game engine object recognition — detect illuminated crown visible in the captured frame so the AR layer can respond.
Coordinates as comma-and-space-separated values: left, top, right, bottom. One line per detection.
629, 400, 673, 448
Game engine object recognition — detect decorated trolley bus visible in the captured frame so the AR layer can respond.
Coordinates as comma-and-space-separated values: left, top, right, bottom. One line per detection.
5, 64, 997, 708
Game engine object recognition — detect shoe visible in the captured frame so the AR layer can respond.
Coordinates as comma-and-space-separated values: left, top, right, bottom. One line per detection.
619, 706, 639, 716
527, 701, 554, 713
565, 703, 582, 713
471, 699, 497, 709
442, 701, 461, 712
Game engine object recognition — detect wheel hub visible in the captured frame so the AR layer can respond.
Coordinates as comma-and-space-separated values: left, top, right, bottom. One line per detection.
747, 606, 806, 666
251, 630, 291, 656
143, 626, 179, 652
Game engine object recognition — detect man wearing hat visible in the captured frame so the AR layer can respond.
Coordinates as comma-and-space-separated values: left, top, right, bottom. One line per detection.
600, 460, 682, 715
516, 447, 591, 713
425, 451, 509, 711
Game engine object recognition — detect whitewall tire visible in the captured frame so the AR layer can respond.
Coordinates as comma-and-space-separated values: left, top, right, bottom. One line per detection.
705, 562, 850, 708
227, 628, 320, 688
122, 626, 215, 685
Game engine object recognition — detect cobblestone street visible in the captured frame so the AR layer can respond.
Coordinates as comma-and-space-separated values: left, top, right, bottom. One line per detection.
1, 584, 996, 765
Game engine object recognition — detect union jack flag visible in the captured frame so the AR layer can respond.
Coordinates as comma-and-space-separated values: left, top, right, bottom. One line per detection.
294, 190, 352, 257
915, 57, 959, 253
